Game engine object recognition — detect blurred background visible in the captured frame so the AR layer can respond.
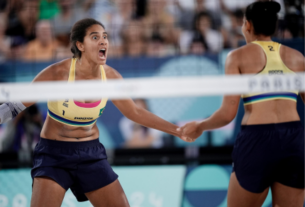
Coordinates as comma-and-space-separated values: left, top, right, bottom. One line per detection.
0, 0, 304, 206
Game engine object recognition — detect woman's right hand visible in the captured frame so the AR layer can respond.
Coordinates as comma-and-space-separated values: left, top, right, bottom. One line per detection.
179, 121, 203, 142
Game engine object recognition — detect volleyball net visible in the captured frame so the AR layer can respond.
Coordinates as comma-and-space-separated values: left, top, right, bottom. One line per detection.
0, 73, 304, 102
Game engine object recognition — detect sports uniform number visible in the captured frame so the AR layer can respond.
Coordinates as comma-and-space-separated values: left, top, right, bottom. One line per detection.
268, 46, 275, 51
63, 110, 65, 116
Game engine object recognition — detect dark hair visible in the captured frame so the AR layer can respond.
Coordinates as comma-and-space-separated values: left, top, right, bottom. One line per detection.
245, 1, 281, 36
193, 12, 211, 31
70, 18, 105, 58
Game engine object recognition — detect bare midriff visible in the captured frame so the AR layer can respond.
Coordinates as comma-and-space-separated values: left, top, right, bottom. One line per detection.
41, 115, 100, 141
242, 99, 300, 125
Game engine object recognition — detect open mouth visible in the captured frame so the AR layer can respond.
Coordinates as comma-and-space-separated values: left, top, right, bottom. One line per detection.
99, 49, 106, 59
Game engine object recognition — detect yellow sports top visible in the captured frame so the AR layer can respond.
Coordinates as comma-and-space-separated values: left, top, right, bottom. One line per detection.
242, 41, 298, 105
47, 58, 107, 126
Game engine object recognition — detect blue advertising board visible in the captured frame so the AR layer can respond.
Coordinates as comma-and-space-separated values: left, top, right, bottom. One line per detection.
0, 166, 186, 207
0, 165, 289, 207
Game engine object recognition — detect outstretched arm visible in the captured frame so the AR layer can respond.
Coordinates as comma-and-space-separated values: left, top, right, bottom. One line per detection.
0, 60, 65, 124
180, 51, 241, 140
105, 66, 184, 140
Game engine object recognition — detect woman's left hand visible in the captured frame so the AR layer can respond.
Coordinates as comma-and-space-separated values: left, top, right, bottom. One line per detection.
179, 121, 203, 142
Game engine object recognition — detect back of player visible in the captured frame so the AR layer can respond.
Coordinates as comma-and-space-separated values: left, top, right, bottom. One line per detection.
227, 2, 305, 207
179, 2, 305, 207
240, 41, 301, 125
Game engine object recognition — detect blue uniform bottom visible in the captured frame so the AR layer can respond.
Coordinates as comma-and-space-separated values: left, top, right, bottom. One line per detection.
31, 138, 118, 202
232, 121, 304, 193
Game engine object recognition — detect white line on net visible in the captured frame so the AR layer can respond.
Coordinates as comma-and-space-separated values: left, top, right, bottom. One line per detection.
0, 73, 304, 102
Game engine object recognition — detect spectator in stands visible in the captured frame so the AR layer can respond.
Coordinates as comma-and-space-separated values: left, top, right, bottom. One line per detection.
189, 37, 207, 55
0, 13, 10, 62
182, 12, 223, 54
194, 12, 223, 53
23, 20, 58, 61
39, 0, 59, 20
39, 0, 92, 20
5, 0, 39, 48
89, 0, 117, 31
219, 0, 284, 40
110, 0, 136, 57
51, 0, 88, 46
2, 0, 24, 21
146, 33, 176, 57
173, 0, 221, 31
223, 9, 244, 48
143, 0, 178, 47
91, 0, 136, 58
121, 20, 146, 57
119, 99, 163, 148
146, 34, 167, 58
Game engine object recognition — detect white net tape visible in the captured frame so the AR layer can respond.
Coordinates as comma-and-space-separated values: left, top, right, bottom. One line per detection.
0, 73, 304, 102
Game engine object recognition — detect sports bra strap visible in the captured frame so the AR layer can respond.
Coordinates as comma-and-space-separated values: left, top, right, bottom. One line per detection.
68, 58, 77, 82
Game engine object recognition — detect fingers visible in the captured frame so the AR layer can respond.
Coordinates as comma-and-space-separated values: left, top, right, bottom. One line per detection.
181, 136, 195, 143
178, 123, 199, 142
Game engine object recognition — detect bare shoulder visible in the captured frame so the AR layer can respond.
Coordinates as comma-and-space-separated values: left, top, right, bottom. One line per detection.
225, 45, 251, 65
280, 45, 303, 58
224, 48, 242, 74
32, 59, 72, 82
226, 44, 257, 61
104, 65, 123, 80
280, 45, 305, 72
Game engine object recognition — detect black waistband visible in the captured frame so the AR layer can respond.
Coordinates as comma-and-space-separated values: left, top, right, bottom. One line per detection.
241, 121, 303, 131
38, 137, 100, 148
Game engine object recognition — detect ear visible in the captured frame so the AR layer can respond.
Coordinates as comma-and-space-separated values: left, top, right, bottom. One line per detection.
76, 41, 85, 53
245, 20, 252, 33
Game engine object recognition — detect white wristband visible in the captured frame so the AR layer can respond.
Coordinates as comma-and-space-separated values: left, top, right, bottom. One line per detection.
0, 102, 26, 124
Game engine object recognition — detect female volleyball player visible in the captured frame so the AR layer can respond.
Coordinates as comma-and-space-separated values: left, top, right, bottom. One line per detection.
0, 18, 185, 207
180, 1, 305, 207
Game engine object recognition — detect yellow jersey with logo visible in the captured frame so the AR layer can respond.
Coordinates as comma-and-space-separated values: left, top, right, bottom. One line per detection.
242, 41, 298, 105
47, 58, 107, 126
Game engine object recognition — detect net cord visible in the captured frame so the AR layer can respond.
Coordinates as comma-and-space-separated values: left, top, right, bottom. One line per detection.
0, 73, 304, 102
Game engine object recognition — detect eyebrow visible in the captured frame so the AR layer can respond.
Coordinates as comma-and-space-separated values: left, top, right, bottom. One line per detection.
89, 32, 108, 36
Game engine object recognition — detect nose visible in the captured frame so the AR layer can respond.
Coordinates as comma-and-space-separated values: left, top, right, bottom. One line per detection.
100, 38, 107, 46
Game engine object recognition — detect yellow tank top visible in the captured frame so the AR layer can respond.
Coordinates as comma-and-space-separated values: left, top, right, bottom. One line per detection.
47, 58, 108, 126
242, 41, 298, 105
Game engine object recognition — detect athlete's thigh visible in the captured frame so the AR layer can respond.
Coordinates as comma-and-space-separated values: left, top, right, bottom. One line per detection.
227, 172, 269, 207
271, 182, 304, 207
31, 177, 66, 207
86, 179, 129, 207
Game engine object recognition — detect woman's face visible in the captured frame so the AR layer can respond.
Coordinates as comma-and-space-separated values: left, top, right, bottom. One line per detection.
80, 24, 109, 65
197, 16, 210, 33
